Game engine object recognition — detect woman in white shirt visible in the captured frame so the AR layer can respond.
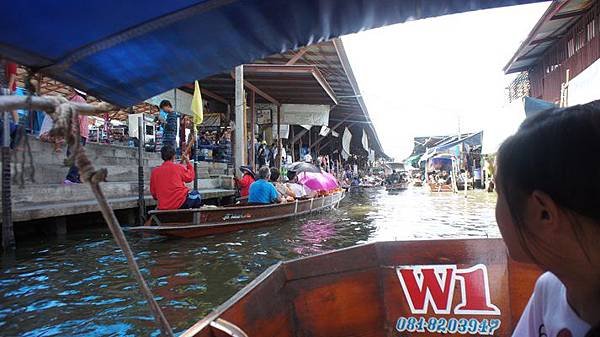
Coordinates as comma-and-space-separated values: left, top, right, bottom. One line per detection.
495, 101, 600, 337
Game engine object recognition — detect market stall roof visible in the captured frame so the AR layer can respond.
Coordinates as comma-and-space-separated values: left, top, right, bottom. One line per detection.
194, 38, 388, 157
195, 64, 338, 106
504, 0, 593, 74
1, 0, 542, 107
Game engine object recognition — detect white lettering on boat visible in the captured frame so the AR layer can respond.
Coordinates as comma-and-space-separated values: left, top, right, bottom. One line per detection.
396, 264, 500, 315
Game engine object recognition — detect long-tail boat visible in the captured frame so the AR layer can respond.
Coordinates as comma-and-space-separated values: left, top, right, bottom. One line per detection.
129, 190, 345, 238
180, 238, 540, 337
428, 182, 455, 193
386, 182, 409, 191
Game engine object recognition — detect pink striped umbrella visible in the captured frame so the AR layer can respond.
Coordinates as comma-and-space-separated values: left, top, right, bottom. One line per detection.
298, 172, 338, 191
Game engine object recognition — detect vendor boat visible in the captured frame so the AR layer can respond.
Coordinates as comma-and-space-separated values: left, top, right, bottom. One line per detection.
385, 182, 409, 191
426, 154, 458, 193
129, 190, 345, 238
180, 238, 540, 337
428, 182, 454, 192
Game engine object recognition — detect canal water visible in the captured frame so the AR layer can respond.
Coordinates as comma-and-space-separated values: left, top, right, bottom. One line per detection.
0, 187, 500, 336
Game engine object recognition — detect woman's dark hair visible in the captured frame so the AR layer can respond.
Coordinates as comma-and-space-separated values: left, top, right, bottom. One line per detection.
498, 100, 600, 337
270, 167, 280, 182
497, 100, 600, 261
161, 145, 176, 161
159, 100, 172, 109
287, 170, 297, 181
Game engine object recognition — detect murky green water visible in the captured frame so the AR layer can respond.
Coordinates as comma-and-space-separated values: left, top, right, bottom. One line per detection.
0, 187, 499, 336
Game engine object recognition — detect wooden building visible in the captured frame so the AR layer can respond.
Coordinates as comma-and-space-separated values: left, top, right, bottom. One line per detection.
504, 0, 600, 104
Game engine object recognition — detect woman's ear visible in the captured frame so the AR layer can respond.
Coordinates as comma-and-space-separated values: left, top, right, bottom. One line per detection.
525, 190, 560, 233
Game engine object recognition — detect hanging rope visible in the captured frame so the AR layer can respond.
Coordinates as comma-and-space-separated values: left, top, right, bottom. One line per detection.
0, 95, 174, 337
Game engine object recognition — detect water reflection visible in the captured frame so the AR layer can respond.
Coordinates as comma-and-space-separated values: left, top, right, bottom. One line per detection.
0, 187, 498, 336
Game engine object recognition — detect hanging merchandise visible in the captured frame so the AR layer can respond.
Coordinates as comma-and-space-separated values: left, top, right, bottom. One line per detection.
342, 127, 352, 160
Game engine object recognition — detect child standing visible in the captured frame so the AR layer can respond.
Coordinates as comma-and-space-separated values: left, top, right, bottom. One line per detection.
495, 100, 600, 337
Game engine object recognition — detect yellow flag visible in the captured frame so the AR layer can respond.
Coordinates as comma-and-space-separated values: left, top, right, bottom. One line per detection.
191, 80, 204, 126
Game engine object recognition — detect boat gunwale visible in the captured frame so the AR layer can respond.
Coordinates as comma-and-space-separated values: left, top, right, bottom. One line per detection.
147, 191, 344, 214
129, 191, 345, 232
179, 238, 510, 337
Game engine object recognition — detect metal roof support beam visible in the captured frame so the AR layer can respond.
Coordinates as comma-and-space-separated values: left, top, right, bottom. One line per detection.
183, 83, 228, 104
286, 48, 308, 65
551, 10, 588, 21
243, 64, 338, 105
516, 52, 546, 62
230, 70, 280, 106
530, 36, 561, 45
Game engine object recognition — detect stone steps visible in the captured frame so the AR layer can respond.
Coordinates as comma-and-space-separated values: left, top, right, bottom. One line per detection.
3, 136, 228, 184
9, 177, 231, 204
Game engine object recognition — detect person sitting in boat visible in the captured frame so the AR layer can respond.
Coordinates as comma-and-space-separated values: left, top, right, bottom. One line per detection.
269, 167, 295, 201
238, 166, 255, 198
286, 171, 317, 198
495, 100, 600, 337
150, 145, 201, 210
248, 166, 282, 205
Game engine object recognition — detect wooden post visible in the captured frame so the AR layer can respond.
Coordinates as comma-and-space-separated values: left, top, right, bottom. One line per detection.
234, 65, 245, 178
2, 110, 14, 251
193, 126, 198, 191
298, 137, 302, 163
277, 105, 282, 168
290, 126, 295, 162
137, 115, 146, 226
249, 90, 256, 170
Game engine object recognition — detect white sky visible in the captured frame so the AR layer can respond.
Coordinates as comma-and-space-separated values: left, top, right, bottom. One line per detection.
342, 2, 551, 160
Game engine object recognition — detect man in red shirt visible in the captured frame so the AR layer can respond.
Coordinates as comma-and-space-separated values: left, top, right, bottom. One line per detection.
238, 165, 255, 197
150, 145, 201, 209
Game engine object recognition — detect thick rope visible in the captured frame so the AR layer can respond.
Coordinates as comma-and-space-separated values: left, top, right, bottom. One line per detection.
0, 95, 174, 336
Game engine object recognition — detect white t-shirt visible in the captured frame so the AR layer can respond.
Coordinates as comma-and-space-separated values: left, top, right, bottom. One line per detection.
513, 272, 591, 337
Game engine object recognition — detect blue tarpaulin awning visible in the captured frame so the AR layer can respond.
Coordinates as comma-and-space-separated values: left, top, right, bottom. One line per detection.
0, 0, 542, 106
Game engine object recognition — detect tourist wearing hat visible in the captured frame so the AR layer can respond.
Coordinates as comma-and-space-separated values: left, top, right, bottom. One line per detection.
238, 165, 255, 198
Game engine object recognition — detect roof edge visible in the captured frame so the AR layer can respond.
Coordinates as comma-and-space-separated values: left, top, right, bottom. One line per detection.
503, 0, 564, 74
332, 38, 389, 159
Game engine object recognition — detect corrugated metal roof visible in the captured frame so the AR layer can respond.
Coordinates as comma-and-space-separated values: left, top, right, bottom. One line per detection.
504, 0, 595, 73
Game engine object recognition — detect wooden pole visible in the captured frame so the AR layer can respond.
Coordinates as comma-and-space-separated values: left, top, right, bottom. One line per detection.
137, 115, 146, 226
234, 65, 245, 178
277, 105, 282, 168
2, 109, 14, 251
290, 126, 295, 162
249, 90, 256, 170
193, 127, 198, 191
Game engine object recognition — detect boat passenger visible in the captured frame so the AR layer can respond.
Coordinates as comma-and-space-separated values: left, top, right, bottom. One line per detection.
238, 165, 255, 197
150, 145, 201, 210
495, 100, 600, 337
248, 166, 281, 204
270, 167, 295, 201
286, 171, 317, 198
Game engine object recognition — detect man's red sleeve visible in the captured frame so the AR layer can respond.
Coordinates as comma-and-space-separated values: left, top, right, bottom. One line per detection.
150, 171, 157, 200
6, 62, 16, 76
181, 162, 195, 183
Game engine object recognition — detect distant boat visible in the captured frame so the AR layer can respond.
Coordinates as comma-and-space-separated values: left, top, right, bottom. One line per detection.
179, 238, 540, 337
385, 182, 409, 191
426, 154, 458, 193
130, 191, 345, 238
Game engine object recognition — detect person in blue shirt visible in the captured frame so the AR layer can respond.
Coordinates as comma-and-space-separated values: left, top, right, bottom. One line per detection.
248, 166, 281, 204
158, 100, 178, 150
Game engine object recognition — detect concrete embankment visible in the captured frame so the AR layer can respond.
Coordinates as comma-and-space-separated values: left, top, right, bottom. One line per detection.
0, 136, 235, 228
